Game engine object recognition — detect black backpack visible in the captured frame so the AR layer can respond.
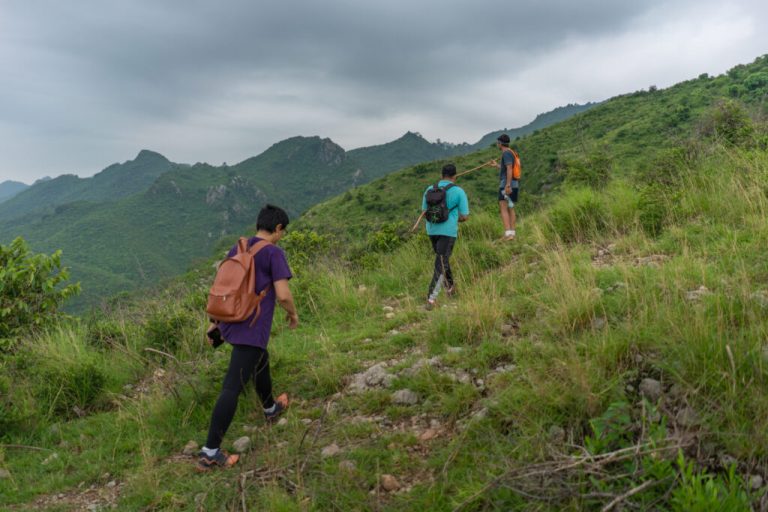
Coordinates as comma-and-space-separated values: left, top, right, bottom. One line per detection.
424, 183, 456, 223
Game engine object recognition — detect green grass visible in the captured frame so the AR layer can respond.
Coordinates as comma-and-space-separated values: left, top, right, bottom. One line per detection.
3, 61, 768, 510
3, 141, 767, 509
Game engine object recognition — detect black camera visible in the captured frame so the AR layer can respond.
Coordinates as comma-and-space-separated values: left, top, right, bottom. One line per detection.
206, 324, 224, 348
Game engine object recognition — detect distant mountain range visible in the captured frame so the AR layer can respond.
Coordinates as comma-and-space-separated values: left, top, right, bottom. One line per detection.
471, 103, 598, 149
0, 103, 597, 309
0, 180, 29, 203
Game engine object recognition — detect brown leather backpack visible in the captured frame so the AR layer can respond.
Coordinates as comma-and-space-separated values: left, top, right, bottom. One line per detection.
206, 237, 271, 325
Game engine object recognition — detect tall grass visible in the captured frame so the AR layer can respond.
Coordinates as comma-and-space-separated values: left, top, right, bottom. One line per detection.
3, 142, 768, 510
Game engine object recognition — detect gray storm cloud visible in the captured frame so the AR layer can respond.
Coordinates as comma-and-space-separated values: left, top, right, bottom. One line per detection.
0, 0, 766, 181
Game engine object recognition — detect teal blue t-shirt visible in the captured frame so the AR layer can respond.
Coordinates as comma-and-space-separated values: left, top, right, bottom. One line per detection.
421, 180, 470, 237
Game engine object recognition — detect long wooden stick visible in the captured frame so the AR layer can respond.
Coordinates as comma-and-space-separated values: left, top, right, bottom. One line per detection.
455, 160, 495, 177
410, 210, 426, 232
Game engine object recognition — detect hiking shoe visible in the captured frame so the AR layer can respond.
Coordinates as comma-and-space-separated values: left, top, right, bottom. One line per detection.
265, 393, 289, 423
196, 450, 239, 472
503, 234, 516, 241
425, 299, 437, 311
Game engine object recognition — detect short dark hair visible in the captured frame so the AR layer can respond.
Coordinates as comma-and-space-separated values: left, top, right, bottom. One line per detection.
256, 204, 290, 233
442, 163, 457, 177
497, 133, 510, 146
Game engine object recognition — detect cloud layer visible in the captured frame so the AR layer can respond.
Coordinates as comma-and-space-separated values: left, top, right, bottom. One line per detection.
1, 0, 766, 181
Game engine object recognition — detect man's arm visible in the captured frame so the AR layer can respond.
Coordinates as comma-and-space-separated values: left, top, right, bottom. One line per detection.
274, 279, 298, 329
505, 164, 514, 194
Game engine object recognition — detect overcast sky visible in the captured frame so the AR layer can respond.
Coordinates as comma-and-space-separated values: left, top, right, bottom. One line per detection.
1, 1, 766, 183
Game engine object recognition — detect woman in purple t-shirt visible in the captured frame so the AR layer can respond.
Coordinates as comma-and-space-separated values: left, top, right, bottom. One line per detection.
197, 205, 299, 471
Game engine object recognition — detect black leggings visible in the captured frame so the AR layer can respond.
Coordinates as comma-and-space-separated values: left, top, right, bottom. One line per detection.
205, 344, 274, 449
428, 235, 456, 300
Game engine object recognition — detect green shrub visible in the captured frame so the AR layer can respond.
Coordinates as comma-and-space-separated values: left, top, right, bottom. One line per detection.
698, 100, 754, 146
366, 221, 406, 253
564, 151, 612, 189
0, 237, 80, 351
281, 229, 332, 268
671, 454, 751, 511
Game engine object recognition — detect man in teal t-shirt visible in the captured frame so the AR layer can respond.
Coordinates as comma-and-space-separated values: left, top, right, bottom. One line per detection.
421, 163, 470, 309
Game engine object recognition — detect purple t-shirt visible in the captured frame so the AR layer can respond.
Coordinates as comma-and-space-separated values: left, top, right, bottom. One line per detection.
218, 237, 292, 349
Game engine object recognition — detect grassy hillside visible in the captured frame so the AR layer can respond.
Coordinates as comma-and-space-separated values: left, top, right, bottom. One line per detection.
297, 56, 768, 241
1, 115, 767, 509
0, 101, 593, 311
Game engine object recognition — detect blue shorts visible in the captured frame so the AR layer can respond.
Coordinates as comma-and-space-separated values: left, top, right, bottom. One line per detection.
498, 187, 519, 207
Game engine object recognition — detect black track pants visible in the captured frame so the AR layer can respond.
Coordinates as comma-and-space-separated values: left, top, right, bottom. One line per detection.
205, 344, 274, 449
428, 235, 456, 300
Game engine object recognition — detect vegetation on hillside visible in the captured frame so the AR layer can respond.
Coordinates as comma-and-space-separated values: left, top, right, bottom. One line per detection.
297, 56, 768, 242
0, 104, 593, 311
1, 88, 767, 509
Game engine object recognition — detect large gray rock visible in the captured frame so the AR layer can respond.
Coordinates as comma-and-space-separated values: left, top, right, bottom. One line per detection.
676, 406, 700, 427
548, 425, 566, 443
321, 443, 341, 459
380, 474, 400, 492
349, 363, 395, 393
392, 389, 419, 405
232, 436, 251, 453
182, 440, 199, 456
639, 378, 663, 402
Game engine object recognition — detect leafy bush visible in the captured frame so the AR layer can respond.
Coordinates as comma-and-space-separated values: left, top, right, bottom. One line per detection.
281, 229, 332, 268
744, 72, 768, 92
564, 151, 612, 189
0, 237, 80, 351
639, 147, 692, 187
366, 222, 406, 253
698, 100, 754, 146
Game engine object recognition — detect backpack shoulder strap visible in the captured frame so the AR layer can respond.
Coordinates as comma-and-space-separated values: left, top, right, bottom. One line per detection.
236, 237, 250, 254
443, 183, 456, 191
246, 239, 271, 256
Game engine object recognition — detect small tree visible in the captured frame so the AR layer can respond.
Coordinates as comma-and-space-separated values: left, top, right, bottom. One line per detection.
0, 237, 80, 350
